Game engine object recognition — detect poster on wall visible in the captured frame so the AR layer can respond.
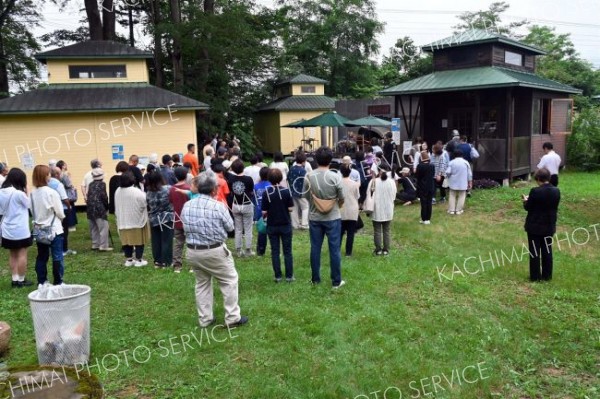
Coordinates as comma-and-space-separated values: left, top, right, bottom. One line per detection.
21, 153, 34, 170
391, 118, 402, 143
112, 144, 124, 160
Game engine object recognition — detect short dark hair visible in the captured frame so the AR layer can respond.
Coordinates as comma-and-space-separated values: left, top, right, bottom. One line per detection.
295, 151, 306, 164
162, 154, 172, 165
146, 170, 165, 191
255, 152, 264, 162
231, 159, 245, 174
453, 150, 463, 159
212, 163, 226, 174
172, 154, 181, 163
90, 159, 101, 168
187, 143, 195, 151
268, 168, 283, 185
433, 143, 443, 156
115, 161, 129, 173
147, 164, 157, 173
1, 168, 27, 191
120, 171, 136, 188
259, 166, 270, 181
315, 146, 333, 166
174, 166, 188, 181
534, 168, 551, 182
340, 164, 351, 178
250, 155, 259, 165
542, 142, 553, 150
273, 151, 284, 162
56, 160, 66, 170
183, 162, 192, 169
355, 151, 365, 162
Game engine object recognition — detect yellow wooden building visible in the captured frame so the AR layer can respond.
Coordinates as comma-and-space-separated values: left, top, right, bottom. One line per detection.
0, 41, 208, 203
254, 74, 335, 154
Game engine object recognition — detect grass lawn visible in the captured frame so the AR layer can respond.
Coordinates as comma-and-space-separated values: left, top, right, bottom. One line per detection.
1, 171, 599, 399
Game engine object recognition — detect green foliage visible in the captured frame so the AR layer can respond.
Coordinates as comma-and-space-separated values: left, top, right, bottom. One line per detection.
0, 0, 42, 95
453, 1, 527, 36
275, 0, 384, 99
567, 107, 600, 170
376, 36, 433, 90
523, 26, 600, 104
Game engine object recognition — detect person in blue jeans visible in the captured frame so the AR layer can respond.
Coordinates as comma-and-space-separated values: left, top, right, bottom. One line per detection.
254, 167, 272, 255
261, 168, 294, 282
30, 165, 66, 285
302, 146, 346, 289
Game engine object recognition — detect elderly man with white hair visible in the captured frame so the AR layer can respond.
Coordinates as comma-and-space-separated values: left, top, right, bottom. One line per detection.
181, 172, 248, 329
341, 156, 361, 183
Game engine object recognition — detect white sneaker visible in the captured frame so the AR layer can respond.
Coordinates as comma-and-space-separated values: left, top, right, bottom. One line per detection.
134, 259, 148, 267
124, 259, 135, 267
423, 220, 431, 225
419, 220, 424, 224
456, 210, 464, 215
333, 280, 346, 289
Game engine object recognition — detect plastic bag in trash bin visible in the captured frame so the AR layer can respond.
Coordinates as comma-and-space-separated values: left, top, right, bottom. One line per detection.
30, 282, 68, 300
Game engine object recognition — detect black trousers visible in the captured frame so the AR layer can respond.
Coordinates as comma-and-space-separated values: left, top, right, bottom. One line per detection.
61, 208, 70, 252
340, 219, 357, 256
420, 192, 433, 221
527, 233, 553, 281
550, 174, 559, 187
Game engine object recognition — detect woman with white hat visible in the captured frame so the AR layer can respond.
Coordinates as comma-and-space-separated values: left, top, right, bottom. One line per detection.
86, 168, 112, 251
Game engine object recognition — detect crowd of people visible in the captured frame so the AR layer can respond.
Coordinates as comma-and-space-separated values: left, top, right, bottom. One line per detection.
0, 131, 562, 327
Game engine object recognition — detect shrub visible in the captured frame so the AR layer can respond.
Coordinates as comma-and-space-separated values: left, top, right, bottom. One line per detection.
473, 178, 501, 189
567, 107, 600, 171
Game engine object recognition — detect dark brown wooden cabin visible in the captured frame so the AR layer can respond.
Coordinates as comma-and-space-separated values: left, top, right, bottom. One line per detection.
380, 29, 581, 181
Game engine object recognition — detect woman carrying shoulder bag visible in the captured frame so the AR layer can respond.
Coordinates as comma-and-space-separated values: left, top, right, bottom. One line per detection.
31, 165, 66, 286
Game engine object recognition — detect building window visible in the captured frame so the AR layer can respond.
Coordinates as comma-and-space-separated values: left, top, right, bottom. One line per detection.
301, 85, 316, 93
478, 108, 500, 138
68, 65, 127, 79
532, 98, 551, 134
504, 51, 523, 66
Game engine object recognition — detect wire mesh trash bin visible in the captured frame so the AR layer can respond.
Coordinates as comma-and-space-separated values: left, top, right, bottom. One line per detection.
28, 284, 91, 366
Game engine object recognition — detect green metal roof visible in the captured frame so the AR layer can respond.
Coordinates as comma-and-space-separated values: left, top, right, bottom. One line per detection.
380, 66, 581, 96
0, 83, 209, 115
275, 74, 328, 86
35, 41, 153, 63
256, 95, 335, 112
421, 29, 546, 55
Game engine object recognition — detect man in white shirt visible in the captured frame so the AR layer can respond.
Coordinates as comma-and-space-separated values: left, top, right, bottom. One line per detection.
243, 155, 262, 184
537, 142, 561, 187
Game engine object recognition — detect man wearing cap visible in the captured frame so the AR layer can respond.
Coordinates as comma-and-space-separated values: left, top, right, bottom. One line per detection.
181, 172, 248, 329
341, 156, 361, 183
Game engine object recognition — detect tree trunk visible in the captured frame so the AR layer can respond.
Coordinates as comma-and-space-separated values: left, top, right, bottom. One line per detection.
0, 32, 9, 98
0, 0, 17, 98
128, 6, 135, 46
84, 0, 103, 40
150, 0, 165, 87
169, 0, 183, 92
101, 0, 116, 40
198, 0, 214, 95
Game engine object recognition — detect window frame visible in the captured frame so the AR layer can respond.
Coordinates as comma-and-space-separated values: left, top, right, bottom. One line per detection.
504, 50, 523, 67
68, 64, 128, 79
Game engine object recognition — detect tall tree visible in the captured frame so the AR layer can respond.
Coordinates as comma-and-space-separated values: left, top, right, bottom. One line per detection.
276, 0, 384, 98
169, 0, 183, 92
523, 25, 600, 105
83, 0, 115, 40
453, 1, 526, 36
0, 0, 42, 97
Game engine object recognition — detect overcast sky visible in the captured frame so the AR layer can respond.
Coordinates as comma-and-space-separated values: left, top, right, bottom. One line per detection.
38, 0, 600, 68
